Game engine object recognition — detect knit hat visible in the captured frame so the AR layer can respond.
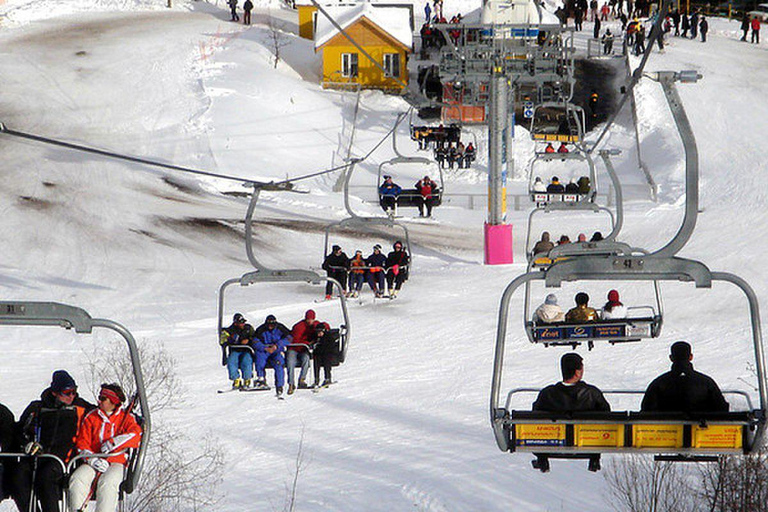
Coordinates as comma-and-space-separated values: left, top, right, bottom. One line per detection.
266, 314, 277, 323
545, 294, 558, 306
305, 309, 316, 320
332, 245, 341, 252
99, 384, 126, 405
374, 244, 382, 250
607, 290, 620, 303
51, 370, 76, 393
233, 313, 246, 324
315, 323, 327, 332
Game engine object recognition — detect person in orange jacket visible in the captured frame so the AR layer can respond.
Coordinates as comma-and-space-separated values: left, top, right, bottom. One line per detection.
68, 384, 141, 512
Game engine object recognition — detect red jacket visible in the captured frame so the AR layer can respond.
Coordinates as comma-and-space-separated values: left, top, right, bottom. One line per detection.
752, 18, 761, 30
416, 179, 437, 198
76, 407, 142, 465
290, 320, 330, 353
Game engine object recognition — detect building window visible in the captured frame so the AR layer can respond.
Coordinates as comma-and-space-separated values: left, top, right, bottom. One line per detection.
341, 53, 358, 78
383, 53, 400, 78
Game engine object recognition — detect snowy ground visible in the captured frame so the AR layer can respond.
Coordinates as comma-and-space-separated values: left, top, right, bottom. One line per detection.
1, 1, 767, 510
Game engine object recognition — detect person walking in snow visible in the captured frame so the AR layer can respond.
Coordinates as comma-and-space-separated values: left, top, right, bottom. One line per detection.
424, 1, 431, 23
68, 384, 142, 512
254, 314, 291, 396
287, 310, 321, 394
385, 241, 409, 298
322, 244, 350, 300
220, 313, 256, 389
633, 24, 645, 55
12, 371, 95, 512
228, 0, 239, 22
243, 0, 253, 25
593, 14, 602, 39
602, 29, 614, 54
699, 16, 708, 42
741, 12, 750, 41
534, 294, 566, 323
690, 11, 698, 39
681, 10, 689, 37
671, 9, 680, 35
752, 16, 761, 44
365, 244, 387, 297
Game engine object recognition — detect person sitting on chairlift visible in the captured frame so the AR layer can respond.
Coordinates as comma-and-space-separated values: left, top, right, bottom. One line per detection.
577, 233, 587, 243
532, 353, 610, 472
455, 141, 465, 168
577, 175, 591, 195
348, 251, 367, 298
534, 293, 566, 323
447, 145, 459, 170
590, 231, 604, 242
220, 313, 256, 390
532, 231, 555, 256
254, 314, 292, 396
379, 175, 402, 214
385, 241, 409, 299
415, 175, 438, 218
565, 180, 579, 193
558, 234, 571, 246
641, 341, 729, 413
68, 383, 142, 512
0, 402, 14, 503
566, 292, 598, 322
287, 310, 321, 394
322, 245, 350, 300
365, 244, 387, 298
557, 143, 569, 154
463, 142, 476, 167
601, 289, 627, 319
532, 176, 546, 193
544, 142, 556, 154
311, 322, 337, 388
547, 176, 565, 193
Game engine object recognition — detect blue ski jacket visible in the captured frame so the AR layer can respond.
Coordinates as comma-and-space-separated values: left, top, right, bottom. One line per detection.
253, 323, 291, 353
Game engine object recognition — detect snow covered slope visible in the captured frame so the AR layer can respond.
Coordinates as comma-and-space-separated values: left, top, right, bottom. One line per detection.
0, 2, 767, 510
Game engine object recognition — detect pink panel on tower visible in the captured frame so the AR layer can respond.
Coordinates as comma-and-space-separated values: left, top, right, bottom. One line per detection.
484, 223, 514, 265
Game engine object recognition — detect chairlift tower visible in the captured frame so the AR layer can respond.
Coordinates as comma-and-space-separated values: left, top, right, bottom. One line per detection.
433, 18, 577, 264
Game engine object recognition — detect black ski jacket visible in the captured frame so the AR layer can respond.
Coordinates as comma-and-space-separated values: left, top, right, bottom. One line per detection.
385, 250, 409, 272
322, 252, 350, 272
17, 389, 95, 461
641, 362, 729, 413
223, 322, 256, 347
533, 381, 611, 412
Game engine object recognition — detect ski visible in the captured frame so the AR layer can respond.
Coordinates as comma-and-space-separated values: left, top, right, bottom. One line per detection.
311, 381, 334, 393
217, 388, 239, 394
239, 386, 271, 392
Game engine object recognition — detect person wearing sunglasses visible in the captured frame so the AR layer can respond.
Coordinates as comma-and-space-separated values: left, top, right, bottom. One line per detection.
12, 370, 95, 512
69, 383, 141, 512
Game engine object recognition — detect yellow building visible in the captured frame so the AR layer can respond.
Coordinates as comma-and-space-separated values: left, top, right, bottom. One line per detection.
314, 4, 412, 91
297, 3, 317, 40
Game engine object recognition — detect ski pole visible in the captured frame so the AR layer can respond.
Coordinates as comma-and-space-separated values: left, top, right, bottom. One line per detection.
27, 424, 41, 512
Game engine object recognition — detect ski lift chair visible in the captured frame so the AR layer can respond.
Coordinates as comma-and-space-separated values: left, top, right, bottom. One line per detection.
377, 157, 444, 213
490, 256, 768, 469
528, 150, 597, 206
0, 302, 150, 510
529, 102, 586, 144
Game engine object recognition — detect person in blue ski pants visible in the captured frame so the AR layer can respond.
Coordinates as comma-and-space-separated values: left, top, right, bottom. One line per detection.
254, 314, 291, 394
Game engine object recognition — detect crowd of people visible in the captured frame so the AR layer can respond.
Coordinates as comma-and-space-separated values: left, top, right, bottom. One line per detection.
220, 309, 341, 396
322, 241, 410, 299
531, 175, 591, 195
0, 371, 142, 512
531, 341, 729, 471
532, 231, 604, 256
533, 289, 627, 323
434, 141, 476, 170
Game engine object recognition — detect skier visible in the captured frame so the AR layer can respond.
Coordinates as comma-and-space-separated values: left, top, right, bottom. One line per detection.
68, 384, 142, 512
633, 24, 645, 56
243, 0, 253, 25
424, 1, 431, 23
574, 7, 584, 30
690, 11, 698, 39
219, 313, 256, 390
681, 11, 689, 37
228, 0, 239, 22
602, 29, 614, 54
532, 176, 546, 193
752, 15, 761, 44
532, 232, 555, 255
557, 143, 569, 153
311, 322, 338, 388
12, 371, 95, 512
347, 250, 366, 297
593, 14, 601, 39
287, 310, 324, 394
601, 289, 628, 319
532, 353, 610, 472
534, 294, 566, 323
365, 244, 387, 297
577, 175, 591, 194
322, 244, 350, 300
415, 175, 438, 218
565, 180, 579, 193
546, 176, 565, 193
463, 142, 476, 167
641, 341, 729, 412
379, 175, 402, 214
385, 241, 409, 298
544, 142, 556, 153
565, 292, 598, 322
254, 314, 291, 396
557, 234, 571, 245
699, 16, 708, 42
672, 9, 680, 35
741, 12, 750, 41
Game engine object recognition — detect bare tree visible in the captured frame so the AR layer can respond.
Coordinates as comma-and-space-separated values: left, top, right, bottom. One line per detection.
604, 455, 695, 512
84, 338, 224, 512
698, 451, 768, 512
280, 426, 309, 512
266, 13, 291, 69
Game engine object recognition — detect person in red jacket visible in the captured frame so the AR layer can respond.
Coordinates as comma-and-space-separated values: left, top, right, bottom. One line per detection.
287, 310, 329, 394
415, 175, 438, 218
751, 16, 761, 44
68, 384, 141, 512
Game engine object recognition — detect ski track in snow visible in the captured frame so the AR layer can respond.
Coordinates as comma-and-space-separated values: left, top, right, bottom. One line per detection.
0, 3, 767, 511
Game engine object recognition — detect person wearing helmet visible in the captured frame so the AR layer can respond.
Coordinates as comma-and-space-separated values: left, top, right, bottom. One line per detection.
385, 241, 410, 298
366, 244, 387, 298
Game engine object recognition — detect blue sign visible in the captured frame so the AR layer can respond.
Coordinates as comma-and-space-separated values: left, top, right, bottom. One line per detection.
523, 100, 534, 119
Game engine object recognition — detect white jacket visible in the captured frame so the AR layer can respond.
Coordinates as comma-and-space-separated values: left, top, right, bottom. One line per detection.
534, 304, 565, 323
533, 182, 546, 192
602, 304, 627, 319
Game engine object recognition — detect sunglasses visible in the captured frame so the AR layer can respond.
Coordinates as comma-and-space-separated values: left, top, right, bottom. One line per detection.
98, 395, 111, 402
60, 388, 77, 397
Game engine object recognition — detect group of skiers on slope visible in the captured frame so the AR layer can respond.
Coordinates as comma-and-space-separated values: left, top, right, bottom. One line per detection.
532, 231, 604, 256
0, 371, 142, 512
322, 241, 410, 299
532, 341, 728, 471
533, 290, 628, 323
532, 176, 591, 195
220, 310, 340, 396
380, 175, 441, 218
227, 0, 254, 25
